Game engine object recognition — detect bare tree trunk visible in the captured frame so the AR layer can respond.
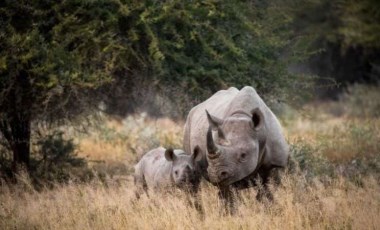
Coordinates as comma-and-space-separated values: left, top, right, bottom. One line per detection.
0, 113, 31, 173
11, 114, 31, 171
0, 71, 32, 173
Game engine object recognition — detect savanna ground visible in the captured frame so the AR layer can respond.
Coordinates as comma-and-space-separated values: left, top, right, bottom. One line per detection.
1, 85, 380, 229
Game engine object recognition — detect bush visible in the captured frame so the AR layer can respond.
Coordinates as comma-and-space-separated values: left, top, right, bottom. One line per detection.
289, 140, 335, 180
289, 137, 380, 185
30, 131, 93, 185
341, 84, 380, 118
314, 120, 380, 163
335, 155, 380, 186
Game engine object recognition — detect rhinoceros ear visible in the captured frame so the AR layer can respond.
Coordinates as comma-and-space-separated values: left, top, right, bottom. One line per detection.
206, 110, 223, 130
165, 148, 176, 162
251, 108, 264, 130
192, 145, 203, 162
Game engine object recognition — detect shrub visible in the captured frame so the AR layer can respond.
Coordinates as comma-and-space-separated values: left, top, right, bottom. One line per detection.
289, 139, 335, 180
314, 120, 380, 163
31, 131, 93, 185
341, 84, 380, 118
289, 137, 380, 185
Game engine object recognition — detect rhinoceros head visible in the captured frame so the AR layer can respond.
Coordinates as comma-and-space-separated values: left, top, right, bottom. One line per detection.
165, 146, 202, 189
205, 109, 266, 186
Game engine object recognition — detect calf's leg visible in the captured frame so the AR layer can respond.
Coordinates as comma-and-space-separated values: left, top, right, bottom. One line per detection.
134, 173, 148, 199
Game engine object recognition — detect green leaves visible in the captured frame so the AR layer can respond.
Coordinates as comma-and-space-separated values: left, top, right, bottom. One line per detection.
338, 0, 380, 49
0, 0, 315, 121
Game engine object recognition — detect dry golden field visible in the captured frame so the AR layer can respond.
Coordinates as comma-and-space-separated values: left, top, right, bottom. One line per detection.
1, 173, 379, 230
1, 97, 380, 230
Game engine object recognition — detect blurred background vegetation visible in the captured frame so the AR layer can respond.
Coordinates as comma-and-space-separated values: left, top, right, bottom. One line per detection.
0, 0, 379, 185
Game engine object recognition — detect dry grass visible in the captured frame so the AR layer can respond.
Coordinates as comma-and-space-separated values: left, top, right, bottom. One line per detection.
286, 103, 380, 163
1, 99, 380, 229
1, 173, 379, 230
76, 113, 183, 165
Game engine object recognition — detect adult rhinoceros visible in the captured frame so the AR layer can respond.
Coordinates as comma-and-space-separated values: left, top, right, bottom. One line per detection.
183, 86, 289, 210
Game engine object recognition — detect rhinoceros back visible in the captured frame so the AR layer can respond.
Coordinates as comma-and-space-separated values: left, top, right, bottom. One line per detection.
134, 147, 172, 189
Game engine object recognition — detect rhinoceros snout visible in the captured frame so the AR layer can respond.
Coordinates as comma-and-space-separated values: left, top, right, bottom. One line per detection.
219, 171, 230, 180
208, 169, 233, 185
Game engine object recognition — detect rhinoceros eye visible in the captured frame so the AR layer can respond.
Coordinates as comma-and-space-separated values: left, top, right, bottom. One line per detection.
174, 170, 179, 176
240, 153, 247, 161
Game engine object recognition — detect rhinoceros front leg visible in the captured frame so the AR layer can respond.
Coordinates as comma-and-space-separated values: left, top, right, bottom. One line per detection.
218, 186, 236, 215
255, 166, 283, 201
255, 168, 272, 201
133, 173, 148, 199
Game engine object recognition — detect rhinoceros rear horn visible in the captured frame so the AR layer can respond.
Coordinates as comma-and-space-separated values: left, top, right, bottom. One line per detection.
206, 110, 223, 130
251, 107, 264, 130
206, 109, 227, 137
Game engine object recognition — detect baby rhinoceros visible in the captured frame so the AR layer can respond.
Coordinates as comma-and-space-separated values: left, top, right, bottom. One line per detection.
134, 146, 202, 195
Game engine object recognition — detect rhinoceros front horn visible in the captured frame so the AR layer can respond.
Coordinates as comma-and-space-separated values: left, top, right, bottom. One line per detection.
207, 126, 219, 158
205, 110, 223, 158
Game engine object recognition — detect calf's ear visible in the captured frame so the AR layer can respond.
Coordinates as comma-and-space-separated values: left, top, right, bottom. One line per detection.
165, 148, 176, 162
192, 145, 203, 162
251, 108, 264, 130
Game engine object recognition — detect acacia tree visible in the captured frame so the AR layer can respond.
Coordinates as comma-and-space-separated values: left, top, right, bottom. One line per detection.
0, 0, 308, 173
97, 0, 309, 116
0, 1, 115, 171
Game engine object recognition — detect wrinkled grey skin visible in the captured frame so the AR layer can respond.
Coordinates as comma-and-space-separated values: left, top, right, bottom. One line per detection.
134, 147, 202, 194
183, 86, 289, 211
